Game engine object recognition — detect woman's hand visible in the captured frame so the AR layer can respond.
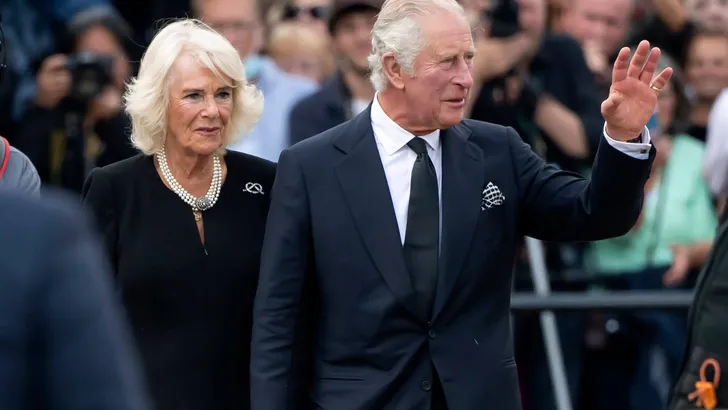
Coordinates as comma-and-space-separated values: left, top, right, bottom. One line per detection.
663, 244, 691, 287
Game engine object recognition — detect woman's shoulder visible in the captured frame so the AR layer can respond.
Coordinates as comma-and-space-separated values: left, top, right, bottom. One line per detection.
84, 154, 151, 196
90, 154, 150, 179
667, 134, 707, 181
671, 133, 706, 159
225, 150, 276, 182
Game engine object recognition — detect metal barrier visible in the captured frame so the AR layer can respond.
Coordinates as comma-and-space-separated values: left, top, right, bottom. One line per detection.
520, 238, 697, 410
511, 290, 695, 311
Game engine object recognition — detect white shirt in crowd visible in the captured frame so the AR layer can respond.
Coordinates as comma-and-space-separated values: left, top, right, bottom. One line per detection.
705, 88, 728, 198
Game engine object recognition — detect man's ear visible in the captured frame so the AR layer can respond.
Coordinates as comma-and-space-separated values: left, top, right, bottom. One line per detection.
382, 52, 405, 90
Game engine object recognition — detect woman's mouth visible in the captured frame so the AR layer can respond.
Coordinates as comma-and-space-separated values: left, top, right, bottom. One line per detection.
195, 127, 221, 136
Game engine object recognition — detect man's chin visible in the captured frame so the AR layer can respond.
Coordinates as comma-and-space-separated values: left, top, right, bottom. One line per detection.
438, 112, 465, 129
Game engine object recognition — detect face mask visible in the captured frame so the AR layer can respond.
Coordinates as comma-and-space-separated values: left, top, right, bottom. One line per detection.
685, 84, 696, 104
243, 54, 262, 80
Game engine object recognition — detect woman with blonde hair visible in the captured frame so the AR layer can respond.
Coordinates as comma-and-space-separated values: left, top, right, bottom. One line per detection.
81, 19, 275, 410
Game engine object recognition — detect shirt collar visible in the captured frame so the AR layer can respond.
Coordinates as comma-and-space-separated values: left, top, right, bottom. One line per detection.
371, 92, 440, 156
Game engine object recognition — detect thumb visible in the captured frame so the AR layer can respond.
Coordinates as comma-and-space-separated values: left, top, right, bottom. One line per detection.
663, 264, 682, 287
601, 93, 623, 116
663, 268, 676, 287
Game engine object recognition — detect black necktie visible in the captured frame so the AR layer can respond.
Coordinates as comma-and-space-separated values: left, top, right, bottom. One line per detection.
403, 137, 440, 319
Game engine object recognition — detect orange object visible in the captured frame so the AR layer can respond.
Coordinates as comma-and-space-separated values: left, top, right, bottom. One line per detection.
688, 358, 721, 409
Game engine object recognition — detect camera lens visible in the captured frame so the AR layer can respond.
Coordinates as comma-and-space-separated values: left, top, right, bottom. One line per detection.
77, 69, 101, 100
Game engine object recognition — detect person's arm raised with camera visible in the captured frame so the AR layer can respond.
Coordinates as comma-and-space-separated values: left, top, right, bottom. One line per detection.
465, 30, 533, 115
34, 54, 71, 110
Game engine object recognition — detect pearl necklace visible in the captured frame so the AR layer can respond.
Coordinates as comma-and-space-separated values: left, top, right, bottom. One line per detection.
156, 146, 222, 221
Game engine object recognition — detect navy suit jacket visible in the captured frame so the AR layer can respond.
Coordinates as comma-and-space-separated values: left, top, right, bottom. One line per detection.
0, 191, 151, 410
251, 106, 655, 410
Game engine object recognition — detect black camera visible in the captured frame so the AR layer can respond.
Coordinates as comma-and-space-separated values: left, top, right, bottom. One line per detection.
65, 51, 112, 106
485, 0, 520, 38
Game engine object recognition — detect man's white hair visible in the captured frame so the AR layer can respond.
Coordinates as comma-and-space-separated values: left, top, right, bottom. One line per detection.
124, 19, 263, 155
367, 0, 466, 91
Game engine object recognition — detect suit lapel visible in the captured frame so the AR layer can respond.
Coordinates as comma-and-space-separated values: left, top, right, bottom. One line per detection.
334, 108, 423, 322
432, 124, 485, 321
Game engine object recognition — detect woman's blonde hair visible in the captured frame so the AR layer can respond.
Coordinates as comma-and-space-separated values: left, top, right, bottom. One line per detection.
124, 19, 264, 155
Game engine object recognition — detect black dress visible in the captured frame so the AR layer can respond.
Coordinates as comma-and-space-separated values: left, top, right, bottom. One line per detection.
81, 151, 276, 410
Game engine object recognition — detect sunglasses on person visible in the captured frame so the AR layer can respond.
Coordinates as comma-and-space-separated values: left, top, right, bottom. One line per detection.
282, 4, 330, 20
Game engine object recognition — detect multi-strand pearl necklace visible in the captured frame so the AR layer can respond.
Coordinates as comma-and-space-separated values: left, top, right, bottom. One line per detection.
156, 145, 222, 221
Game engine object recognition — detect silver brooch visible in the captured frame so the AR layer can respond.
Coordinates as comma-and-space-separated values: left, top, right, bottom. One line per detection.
243, 182, 265, 195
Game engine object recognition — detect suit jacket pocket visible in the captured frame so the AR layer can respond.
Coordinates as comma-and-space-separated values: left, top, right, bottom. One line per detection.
317, 367, 365, 381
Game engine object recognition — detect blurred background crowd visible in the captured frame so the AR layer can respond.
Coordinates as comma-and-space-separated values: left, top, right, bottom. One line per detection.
0, 0, 726, 408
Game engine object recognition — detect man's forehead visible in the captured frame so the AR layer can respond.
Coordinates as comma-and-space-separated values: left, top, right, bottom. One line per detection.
423, 20, 474, 54
431, 39, 475, 56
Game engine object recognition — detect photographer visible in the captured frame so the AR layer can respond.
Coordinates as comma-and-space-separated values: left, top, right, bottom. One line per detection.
13, 6, 136, 193
468, 0, 603, 172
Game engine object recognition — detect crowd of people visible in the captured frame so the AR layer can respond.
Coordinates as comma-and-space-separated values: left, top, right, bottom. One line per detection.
0, 0, 726, 409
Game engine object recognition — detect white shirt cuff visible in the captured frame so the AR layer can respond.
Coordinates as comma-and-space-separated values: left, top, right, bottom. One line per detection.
603, 124, 652, 160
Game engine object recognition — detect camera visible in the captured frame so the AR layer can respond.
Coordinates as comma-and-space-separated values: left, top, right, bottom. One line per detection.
65, 51, 112, 107
485, 0, 520, 38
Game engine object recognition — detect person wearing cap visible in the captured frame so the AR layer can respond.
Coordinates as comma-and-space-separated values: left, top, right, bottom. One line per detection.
288, 0, 380, 145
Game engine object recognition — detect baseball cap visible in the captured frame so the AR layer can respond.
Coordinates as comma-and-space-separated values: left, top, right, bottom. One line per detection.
328, 0, 383, 34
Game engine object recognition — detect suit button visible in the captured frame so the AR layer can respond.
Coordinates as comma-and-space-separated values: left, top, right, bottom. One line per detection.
422, 381, 432, 391
428, 329, 436, 339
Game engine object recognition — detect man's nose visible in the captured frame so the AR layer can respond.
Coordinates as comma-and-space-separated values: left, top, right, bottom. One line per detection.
456, 59, 474, 88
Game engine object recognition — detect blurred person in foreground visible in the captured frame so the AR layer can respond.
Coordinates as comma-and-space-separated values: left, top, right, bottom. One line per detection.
81, 19, 275, 410
0, 189, 151, 409
586, 52, 717, 410
288, 0, 380, 144
194, 0, 317, 161
250, 0, 671, 408
13, 6, 137, 193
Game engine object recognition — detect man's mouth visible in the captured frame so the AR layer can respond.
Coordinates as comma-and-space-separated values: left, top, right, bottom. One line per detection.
444, 98, 466, 106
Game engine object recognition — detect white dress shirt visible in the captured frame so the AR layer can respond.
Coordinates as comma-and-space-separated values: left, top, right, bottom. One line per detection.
705, 87, 728, 197
370, 94, 652, 244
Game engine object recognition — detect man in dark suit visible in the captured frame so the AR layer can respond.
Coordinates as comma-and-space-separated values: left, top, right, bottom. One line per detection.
250, 0, 673, 408
0, 190, 151, 410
